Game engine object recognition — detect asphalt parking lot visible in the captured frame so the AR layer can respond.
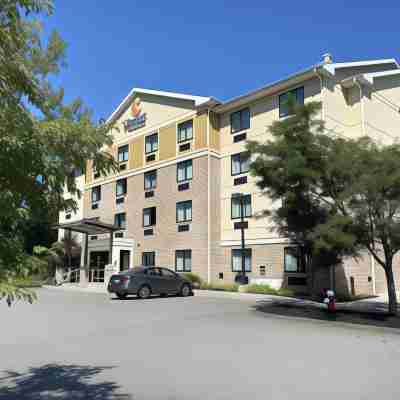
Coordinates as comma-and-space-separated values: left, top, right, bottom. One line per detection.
1, 288, 400, 399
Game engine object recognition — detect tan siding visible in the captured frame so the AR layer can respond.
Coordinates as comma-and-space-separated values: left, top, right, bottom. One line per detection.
194, 112, 207, 150
129, 136, 144, 170
159, 123, 177, 161
85, 160, 93, 184
209, 112, 220, 151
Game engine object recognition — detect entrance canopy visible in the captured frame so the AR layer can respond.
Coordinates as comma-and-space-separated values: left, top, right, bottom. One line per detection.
55, 218, 120, 235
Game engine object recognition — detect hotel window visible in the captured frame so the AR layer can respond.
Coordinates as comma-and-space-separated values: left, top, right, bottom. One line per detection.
279, 86, 304, 118
143, 207, 156, 227
91, 186, 101, 203
144, 170, 157, 190
175, 250, 192, 272
177, 120, 193, 143
114, 212, 126, 230
145, 133, 158, 154
284, 247, 306, 273
230, 107, 250, 134
177, 159, 193, 182
116, 178, 127, 197
231, 152, 250, 176
118, 144, 129, 162
176, 200, 192, 223
231, 194, 252, 219
142, 251, 155, 266
231, 249, 252, 272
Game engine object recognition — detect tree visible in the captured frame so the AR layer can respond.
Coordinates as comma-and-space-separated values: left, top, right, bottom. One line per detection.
247, 101, 400, 314
0, 1, 117, 305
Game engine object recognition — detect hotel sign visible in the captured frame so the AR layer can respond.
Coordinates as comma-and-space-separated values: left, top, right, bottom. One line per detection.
124, 97, 146, 132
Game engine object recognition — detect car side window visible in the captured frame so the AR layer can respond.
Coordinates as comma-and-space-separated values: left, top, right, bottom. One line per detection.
162, 269, 176, 278
147, 267, 162, 276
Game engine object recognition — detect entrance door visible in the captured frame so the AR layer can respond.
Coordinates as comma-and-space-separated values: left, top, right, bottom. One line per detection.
120, 250, 130, 271
89, 251, 109, 282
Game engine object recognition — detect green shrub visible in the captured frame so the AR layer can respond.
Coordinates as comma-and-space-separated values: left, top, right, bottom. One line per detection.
200, 282, 239, 292
243, 283, 294, 297
182, 273, 203, 288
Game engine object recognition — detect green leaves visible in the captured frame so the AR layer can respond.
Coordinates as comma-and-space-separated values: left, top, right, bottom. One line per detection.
0, 1, 117, 305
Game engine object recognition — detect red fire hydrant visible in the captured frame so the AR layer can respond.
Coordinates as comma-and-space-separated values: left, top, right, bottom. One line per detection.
323, 289, 336, 313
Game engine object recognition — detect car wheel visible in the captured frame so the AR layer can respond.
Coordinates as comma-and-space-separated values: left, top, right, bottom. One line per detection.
180, 283, 191, 297
137, 285, 151, 299
116, 292, 127, 299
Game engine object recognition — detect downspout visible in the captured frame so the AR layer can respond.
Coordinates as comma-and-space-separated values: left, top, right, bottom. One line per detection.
207, 109, 211, 284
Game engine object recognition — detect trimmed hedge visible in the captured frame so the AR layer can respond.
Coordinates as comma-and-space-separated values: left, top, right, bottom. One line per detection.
243, 283, 294, 297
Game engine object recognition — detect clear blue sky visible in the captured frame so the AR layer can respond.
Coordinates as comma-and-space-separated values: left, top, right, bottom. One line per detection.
43, 1, 400, 122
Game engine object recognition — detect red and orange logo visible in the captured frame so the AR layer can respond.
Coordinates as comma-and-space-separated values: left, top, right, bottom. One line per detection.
132, 97, 142, 118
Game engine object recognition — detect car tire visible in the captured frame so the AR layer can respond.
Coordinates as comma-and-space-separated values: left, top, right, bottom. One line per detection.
180, 283, 191, 297
137, 285, 151, 299
116, 292, 127, 299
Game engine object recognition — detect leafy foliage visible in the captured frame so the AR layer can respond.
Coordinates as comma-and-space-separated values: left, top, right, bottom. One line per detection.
247, 101, 400, 314
0, 1, 116, 305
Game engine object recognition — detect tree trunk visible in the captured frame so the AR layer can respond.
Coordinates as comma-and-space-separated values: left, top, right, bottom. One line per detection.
385, 265, 398, 315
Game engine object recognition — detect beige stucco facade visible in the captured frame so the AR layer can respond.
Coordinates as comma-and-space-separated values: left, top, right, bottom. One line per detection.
60, 56, 400, 297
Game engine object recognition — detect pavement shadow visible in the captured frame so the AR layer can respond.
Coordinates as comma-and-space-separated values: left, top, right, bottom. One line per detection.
252, 298, 400, 329
0, 364, 132, 399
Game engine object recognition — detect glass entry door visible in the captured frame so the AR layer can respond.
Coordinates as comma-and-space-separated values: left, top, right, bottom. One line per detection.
120, 250, 130, 271
89, 251, 109, 282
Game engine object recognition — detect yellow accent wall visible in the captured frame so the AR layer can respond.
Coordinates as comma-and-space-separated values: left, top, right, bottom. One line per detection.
194, 112, 207, 150
159, 123, 177, 161
209, 111, 220, 151
129, 136, 144, 169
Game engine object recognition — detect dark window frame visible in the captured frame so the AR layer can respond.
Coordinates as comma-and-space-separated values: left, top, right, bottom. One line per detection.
145, 133, 158, 154
91, 186, 101, 203
176, 200, 192, 223
231, 194, 252, 219
118, 144, 129, 163
230, 107, 250, 134
176, 159, 193, 183
144, 170, 157, 190
284, 246, 306, 273
114, 212, 126, 230
231, 152, 250, 176
116, 178, 127, 197
175, 249, 192, 272
142, 251, 155, 267
231, 248, 252, 272
279, 86, 305, 118
143, 206, 156, 227
177, 119, 193, 143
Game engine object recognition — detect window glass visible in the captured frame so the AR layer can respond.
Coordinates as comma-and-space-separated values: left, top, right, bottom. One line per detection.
232, 249, 252, 272
142, 252, 155, 266
147, 267, 162, 276
91, 186, 101, 203
114, 213, 126, 229
177, 120, 193, 142
284, 247, 306, 272
279, 87, 304, 118
116, 178, 127, 196
231, 194, 251, 219
145, 133, 158, 154
177, 159, 193, 182
176, 201, 192, 222
144, 170, 157, 190
162, 269, 176, 278
175, 250, 192, 272
231, 108, 250, 134
231, 152, 250, 175
143, 207, 156, 227
118, 145, 129, 162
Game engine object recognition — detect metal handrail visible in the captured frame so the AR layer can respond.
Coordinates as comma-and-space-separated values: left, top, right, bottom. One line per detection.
89, 268, 105, 283
60, 267, 81, 284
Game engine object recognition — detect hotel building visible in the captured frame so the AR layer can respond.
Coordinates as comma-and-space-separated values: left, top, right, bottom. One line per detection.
58, 54, 400, 297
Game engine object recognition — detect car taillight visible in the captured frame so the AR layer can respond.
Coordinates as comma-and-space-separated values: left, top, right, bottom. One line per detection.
121, 276, 130, 283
